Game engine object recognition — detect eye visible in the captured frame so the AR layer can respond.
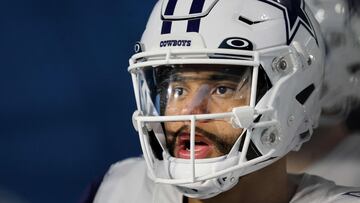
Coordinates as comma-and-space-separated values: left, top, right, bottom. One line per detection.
215, 86, 234, 96
173, 87, 185, 97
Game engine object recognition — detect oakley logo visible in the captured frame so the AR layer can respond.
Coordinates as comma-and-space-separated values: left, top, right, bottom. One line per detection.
226, 38, 250, 48
160, 40, 192, 47
219, 37, 253, 50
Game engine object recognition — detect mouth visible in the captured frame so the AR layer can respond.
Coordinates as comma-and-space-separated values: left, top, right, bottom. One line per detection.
175, 133, 214, 159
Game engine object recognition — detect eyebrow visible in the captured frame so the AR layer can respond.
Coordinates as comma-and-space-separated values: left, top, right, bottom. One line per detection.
170, 73, 245, 83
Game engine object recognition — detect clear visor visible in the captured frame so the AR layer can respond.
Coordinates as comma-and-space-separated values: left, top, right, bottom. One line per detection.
136, 64, 253, 159
138, 64, 252, 116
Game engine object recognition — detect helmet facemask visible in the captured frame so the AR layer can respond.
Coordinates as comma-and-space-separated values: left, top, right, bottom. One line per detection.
139, 64, 252, 160
129, 47, 297, 198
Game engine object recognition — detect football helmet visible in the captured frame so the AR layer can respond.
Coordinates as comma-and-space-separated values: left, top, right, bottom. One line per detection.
306, 0, 360, 124
129, 0, 325, 199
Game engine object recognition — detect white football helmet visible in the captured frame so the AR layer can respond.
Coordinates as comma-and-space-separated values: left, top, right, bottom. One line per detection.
129, 0, 325, 199
306, 0, 360, 124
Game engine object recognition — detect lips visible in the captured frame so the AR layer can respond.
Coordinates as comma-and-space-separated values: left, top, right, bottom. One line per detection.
175, 133, 213, 159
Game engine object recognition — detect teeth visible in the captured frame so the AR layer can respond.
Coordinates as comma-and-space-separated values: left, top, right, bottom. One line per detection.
183, 141, 208, 152
186, 146, 205, 152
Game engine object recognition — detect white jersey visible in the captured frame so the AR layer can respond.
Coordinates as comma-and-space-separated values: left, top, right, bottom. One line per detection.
306, 134, 360, 187
94, 157, 360, 203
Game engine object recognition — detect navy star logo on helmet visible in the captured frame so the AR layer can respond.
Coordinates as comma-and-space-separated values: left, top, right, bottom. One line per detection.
259, 0, 318, 45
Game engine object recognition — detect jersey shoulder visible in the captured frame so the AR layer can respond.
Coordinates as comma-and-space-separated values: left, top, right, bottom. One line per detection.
93, 157, 154, 203
290, 173, 360, 203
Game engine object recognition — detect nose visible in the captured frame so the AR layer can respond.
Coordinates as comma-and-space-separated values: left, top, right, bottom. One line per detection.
181, 85, 210, 115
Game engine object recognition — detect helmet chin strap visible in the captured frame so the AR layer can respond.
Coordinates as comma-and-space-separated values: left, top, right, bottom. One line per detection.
177, 177, 237, 199
174, 157, 243, 199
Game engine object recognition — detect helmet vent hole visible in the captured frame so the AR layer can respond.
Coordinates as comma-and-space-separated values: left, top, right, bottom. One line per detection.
299, 130, 310, 140
238, 16, 265, 25
295, 84, 315, 105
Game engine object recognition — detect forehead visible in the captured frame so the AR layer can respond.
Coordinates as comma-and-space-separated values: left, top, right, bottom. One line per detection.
156, 64, 251, 83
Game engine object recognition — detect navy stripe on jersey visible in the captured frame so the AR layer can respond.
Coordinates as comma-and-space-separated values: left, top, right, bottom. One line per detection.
161, 0, 178, 34
187, 0, 205, 32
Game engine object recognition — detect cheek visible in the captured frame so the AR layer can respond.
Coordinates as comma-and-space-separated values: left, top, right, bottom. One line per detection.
164, 121, 184, 132
164, 102, 185, 116
213, 122, 243, 139
198, 121, 243, 140
208, 96, 251, 113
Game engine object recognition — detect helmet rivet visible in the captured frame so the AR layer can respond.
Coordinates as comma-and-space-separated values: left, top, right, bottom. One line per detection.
279, 60, 287, 70
307, 55, 313, 66
287, 115, 295, 126
261, 128, 279, 146
269, 133, 276, 142
272, 57, 288, 72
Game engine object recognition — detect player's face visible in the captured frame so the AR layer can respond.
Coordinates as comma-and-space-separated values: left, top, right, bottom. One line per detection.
162, 66, 252, 159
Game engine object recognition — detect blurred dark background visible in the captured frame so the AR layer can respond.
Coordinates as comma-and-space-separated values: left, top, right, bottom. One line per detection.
0, 1, 359, 203
0, 0, 154, 202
